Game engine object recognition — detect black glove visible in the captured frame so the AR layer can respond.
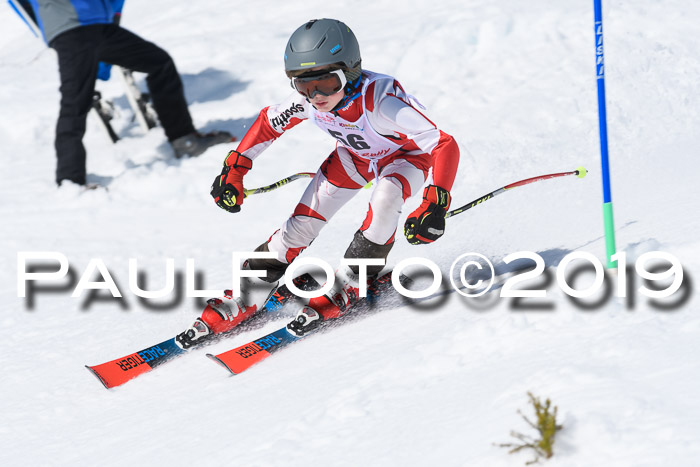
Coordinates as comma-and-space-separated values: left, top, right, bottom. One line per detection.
211, 151, 252, 213
404, 185, 451, 245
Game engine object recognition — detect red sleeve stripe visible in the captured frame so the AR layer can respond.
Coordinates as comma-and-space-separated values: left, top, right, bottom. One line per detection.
431, 131, 460, 191
236, 107, 282, 154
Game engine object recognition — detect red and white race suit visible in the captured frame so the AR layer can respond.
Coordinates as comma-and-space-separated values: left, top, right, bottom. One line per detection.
235, 70, 460, 264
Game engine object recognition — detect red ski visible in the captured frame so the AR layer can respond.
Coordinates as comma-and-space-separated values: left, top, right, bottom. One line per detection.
208, 270, 411, 375
86, 273, 318, 388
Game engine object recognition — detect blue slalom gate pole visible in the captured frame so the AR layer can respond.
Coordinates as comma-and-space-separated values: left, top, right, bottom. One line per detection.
594, 0, 617, 268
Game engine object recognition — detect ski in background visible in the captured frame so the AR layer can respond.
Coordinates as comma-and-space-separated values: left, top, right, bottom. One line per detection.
8, 0, 39, 37
86, 273, 320, 389
208, 270, 414, 376
116, 66, 158, 131
110, 11, 159, 133
90, 90, 119, 143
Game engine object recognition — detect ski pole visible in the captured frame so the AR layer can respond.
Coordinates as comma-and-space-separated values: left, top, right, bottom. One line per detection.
243, 172, 315, 197
445, 166, 588, 218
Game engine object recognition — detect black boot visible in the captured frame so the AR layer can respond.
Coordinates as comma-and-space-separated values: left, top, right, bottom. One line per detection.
171, 131, 233, 158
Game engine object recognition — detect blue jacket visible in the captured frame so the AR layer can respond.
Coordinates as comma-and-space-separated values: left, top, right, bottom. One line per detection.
27, 0, 124, 44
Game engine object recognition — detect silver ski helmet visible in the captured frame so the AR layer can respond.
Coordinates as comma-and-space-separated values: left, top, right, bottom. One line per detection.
284, 19, 362, 83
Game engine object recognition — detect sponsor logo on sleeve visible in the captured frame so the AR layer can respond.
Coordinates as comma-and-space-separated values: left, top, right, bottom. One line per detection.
270, 103, 305, 130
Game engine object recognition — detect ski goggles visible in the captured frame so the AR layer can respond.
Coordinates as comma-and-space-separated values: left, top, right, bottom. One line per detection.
291, 69, 347, 99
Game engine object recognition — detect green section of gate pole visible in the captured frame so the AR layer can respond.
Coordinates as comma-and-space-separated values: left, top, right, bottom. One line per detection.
603, 202, 617, 268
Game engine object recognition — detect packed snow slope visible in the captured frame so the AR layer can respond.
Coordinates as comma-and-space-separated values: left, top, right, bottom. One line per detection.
1, 0, 699, 466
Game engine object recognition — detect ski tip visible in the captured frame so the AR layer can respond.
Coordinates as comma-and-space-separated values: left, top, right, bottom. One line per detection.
206, 353, 236, 375
575, 166, 588, 178
85, 365, 112, 390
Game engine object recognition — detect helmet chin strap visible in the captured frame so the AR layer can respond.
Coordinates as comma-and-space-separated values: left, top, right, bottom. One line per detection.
332, 74, 363, 112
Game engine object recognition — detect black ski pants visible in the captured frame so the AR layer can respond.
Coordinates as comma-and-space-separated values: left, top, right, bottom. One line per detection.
50, 24, 195, 185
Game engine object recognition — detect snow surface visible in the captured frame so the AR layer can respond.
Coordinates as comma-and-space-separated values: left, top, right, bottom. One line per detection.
1, 0, 699, 466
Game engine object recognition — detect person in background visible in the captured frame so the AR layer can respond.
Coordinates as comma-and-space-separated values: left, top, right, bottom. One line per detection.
24, 0, 233, 186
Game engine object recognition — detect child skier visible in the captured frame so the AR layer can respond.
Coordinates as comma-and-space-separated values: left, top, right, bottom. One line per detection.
177, 18, 460, 348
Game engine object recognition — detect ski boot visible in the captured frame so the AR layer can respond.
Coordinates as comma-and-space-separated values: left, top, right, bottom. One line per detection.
175, 317, 212, 349
287, 266, 361, 337
171, 130, 234, 158
175, 293, 246, 349
176, 274, 278, 349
